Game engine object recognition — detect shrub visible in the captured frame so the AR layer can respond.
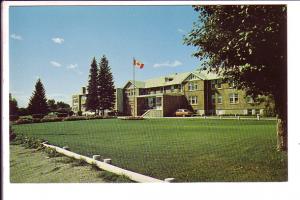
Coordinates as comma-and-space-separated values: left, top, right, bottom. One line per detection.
10, 115, 19, 121
32, 114, 46, 119
32, 118, 41, 123
77, 111, 82, 116
87, 115, 103, 120
68, 111, 74, 116
41, 117, 63, 123
120, 116, 144, 120
57, 113, 68, 118
63, 116, 87, 121
20, 116, 32, 120
9, 125, 16, 142
14, 118, 33, 125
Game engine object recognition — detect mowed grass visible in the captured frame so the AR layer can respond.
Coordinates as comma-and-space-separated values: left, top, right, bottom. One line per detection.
12, 118, 287, 182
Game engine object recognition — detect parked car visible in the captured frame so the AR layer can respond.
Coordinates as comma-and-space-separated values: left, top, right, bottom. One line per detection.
175, 109, 194, 117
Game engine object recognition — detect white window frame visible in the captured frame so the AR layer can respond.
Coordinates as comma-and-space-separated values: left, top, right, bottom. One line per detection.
171, 85, 175, 92
229, 93, 239, 104
217, 95, 223, 104
211, 95, 215, 105
189, 96, 198, 105
229, 81, 235, 88
246, 96, 254, 103
178, 84, 183, 92
211, 80, 216, 89
188, 82, 198, 91
216, 80, 222, 89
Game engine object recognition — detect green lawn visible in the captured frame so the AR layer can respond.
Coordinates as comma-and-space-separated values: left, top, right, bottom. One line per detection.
12, 118, 287, 182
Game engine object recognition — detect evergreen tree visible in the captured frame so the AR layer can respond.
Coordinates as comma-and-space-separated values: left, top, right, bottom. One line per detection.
98, 55, 115, 115
9, 94, 19, 115
27, 79, 49, 115
86, 57, 99, 113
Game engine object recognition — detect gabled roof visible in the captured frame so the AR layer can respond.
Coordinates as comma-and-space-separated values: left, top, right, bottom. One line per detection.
144, 72, 191, 88
123, 80, 145, 89
123, 70, 221, 89
194, 69, 220, 80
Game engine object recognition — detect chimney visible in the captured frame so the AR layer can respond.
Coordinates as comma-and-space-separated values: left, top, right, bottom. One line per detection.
81, 87, 86, 94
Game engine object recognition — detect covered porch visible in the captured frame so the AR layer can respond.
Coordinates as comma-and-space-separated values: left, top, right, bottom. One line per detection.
135, 94, 188, 117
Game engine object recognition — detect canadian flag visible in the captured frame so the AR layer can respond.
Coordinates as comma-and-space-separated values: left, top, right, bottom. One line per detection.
133, 58, 144, 69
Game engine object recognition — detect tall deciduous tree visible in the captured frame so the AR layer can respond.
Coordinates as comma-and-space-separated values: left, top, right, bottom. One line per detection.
86, 57, 99, 114
27, 79, 49, 115
184, 5, 287, 151
97, 55, 115, 115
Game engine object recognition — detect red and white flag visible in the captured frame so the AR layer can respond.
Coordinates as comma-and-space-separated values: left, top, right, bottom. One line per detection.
133, 58, 144, 69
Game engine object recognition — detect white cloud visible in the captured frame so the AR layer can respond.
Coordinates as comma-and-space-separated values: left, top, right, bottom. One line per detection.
153, 60, 183, 68
177, 28, 186, 34
66, 64, 82, 75
10, 33, 23, 40
52, 37, 64, 44
67, 64, 78, 69
50, 61, 62, 67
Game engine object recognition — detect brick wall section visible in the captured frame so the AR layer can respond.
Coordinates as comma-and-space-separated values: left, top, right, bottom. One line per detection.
163, 95, 188, 117
182, 80, 206, 114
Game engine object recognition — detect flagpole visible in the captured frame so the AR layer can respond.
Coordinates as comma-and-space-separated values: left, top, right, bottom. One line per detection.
133, 57, 136, 117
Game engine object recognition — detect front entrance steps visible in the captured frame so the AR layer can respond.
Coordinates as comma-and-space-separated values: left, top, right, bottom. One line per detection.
141, 109, 163, 118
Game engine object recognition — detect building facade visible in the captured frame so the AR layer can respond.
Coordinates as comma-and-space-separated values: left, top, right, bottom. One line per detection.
72, 87, 124, 114
72, 70, 269, 117
122, 70, 267, 117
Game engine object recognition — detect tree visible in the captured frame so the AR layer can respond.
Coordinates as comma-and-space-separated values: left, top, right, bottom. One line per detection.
47, 99, 57, 112
184, 5, 287, 151
47, 99, 70, 113
86, 57, 99, 114
97, 55, 115, 115
18, 107, 28, 116
56, 101, 71, 113
27, 79, 49, 115
9, 94, 19, 115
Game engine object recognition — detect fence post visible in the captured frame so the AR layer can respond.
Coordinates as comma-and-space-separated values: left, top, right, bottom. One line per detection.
164, 178, 175, 183
63, 146, 70, 150
103, 158, 112, 164
93, 155, 101, 161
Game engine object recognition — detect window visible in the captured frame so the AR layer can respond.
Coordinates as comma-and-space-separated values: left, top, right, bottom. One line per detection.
216, 80, 222, 89
247, 109, 253, 115
171, 85, 175, 92
229, 93, 239, 104
229, 81, 235, 88
160, 87, 164, 94
188, 82, 198, 91
217, 95, 223, 104
178, 84, 183, 92
211, 80, 216, 89
211, 95, 215, 105
189, 96, 198, 105
246, 96, 254, 103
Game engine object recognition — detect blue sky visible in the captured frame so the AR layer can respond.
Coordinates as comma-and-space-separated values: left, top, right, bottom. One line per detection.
9, 6, 200, 107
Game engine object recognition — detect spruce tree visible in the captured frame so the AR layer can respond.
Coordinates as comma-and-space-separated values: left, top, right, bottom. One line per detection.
27, 79, 49, 115
9, 94, 19, 115
86, 57, 99, 114
98, 55, 115, 115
